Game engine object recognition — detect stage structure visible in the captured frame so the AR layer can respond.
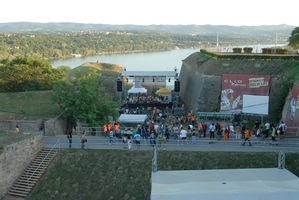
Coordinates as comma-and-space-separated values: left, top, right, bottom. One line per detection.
117, 70, 179, 112
120, 70, 178, 89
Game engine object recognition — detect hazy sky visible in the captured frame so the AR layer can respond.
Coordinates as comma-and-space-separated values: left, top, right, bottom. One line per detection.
1, 0, 297, 26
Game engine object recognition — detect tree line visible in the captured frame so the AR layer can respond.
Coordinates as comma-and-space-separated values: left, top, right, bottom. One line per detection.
0, 30, 289, 60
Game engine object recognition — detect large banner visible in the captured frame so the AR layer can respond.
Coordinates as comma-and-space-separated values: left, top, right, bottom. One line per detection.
221, 74, 270, 113
285, 84, 299, 136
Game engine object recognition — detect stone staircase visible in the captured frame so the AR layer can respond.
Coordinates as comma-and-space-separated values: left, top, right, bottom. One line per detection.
7, 148, 59, 198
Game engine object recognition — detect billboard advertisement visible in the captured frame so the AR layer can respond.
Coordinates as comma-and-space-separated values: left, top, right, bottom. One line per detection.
221, 74, 270, 113
285, 84, 299, 136
242, 95, 269, 115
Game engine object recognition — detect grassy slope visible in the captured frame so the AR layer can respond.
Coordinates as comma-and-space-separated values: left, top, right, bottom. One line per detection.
28, 149, 299, 200
0, 90, 61, 117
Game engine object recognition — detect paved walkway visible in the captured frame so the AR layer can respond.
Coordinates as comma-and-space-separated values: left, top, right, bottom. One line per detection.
43, 135, 299, 153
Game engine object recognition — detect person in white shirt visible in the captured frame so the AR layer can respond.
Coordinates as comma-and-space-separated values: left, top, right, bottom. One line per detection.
265, 122, 270, 138
209, 123, 216, 139
179, 127, 187, 145
278, 121, 287, 139
134, 132, 141, 149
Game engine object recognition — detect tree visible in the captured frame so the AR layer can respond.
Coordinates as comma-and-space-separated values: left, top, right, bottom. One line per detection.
0, 57, 66, 92
52, 69, 120, 126
288, 27, 299, 48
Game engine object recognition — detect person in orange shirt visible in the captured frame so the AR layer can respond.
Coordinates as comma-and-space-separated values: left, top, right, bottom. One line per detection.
242, 128, 252, 146
191, 115, 195, 126
223, 127, 229, 141
107, 122, 112, 132
103, 124, 108, 137
114, 122, 121, 140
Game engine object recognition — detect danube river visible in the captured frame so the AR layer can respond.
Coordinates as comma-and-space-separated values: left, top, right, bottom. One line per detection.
50, 44, 287, 72
50, 48, 200, 72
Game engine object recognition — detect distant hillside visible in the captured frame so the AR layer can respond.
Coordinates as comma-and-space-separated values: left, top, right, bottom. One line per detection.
67, 62, 123, 96
0, 22, 295, 38
67, 62, 123, 78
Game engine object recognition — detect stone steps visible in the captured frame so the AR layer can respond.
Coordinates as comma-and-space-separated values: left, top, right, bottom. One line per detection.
7, 148, 58, 198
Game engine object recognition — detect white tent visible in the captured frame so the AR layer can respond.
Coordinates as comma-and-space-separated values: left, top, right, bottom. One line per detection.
128, 82, 147, 94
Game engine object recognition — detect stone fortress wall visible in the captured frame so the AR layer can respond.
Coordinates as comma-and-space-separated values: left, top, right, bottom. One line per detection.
0, 134, 43, 198
179, 51, 287, 120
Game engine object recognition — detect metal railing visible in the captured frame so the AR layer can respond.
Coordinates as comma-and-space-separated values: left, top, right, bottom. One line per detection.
43, 136, 299, 153
27, 139, 60, 189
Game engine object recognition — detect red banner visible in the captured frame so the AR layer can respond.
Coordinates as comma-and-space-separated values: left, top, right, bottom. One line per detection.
285, 84, 299, 136
221, 74, 270, 112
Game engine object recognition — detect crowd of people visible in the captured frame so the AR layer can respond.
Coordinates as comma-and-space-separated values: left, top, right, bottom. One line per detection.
70, 110, 287, 149
127, 93, 170, 104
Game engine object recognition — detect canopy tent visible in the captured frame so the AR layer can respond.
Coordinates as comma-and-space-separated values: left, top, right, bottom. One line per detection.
128, 82, 147, 94
156, 87, 171, 94
127, 82, 147, 94
156, 87, 172, 102
118, 114, 148, 127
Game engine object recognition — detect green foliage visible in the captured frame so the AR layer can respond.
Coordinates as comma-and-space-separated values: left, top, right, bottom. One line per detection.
52, 70, 121, 126
288, 27, 299, 48
0, 57, 66, 92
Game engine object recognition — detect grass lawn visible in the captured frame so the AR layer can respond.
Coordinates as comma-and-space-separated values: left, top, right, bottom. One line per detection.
28, 149, 299, 200
0, 90, 61, 118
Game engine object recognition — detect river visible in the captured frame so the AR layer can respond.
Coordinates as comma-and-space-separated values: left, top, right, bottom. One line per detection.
50, 49, 201, 73
50, 44, 287, 73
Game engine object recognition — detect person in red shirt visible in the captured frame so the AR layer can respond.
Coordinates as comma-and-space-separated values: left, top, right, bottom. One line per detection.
103, 124, 108, 137
202, 122, 207, 138
150, 122, 155, 134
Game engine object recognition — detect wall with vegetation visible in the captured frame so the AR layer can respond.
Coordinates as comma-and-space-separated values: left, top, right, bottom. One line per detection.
0, 134, 43, 198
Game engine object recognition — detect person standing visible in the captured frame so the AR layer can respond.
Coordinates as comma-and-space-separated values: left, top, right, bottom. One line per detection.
278, 121, 287, 139
109, 130, 114, 145
264, 121, 270, 138
179, 127, 187, 145
164, 125, 170, 140
149, 131, 156, 148
270, 125, 278, 145
80, 131, 87, 149
102, 123, 108, 137
127, 135, 133, 150
134, 131, 141, 149
241, 124, 246, 139
209, 123, 216, 139
223, 127, 229, 141
15, 125, 20, 134
67, 128, 73, 148
191, 131, 197, 144
242, 128, 252, 146
202, 122, 207, 138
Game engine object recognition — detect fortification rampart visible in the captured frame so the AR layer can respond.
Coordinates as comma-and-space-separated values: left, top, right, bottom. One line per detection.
179, 52, 287, 121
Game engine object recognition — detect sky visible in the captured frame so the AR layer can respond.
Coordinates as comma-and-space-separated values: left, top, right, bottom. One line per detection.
1, 0, 297, 26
